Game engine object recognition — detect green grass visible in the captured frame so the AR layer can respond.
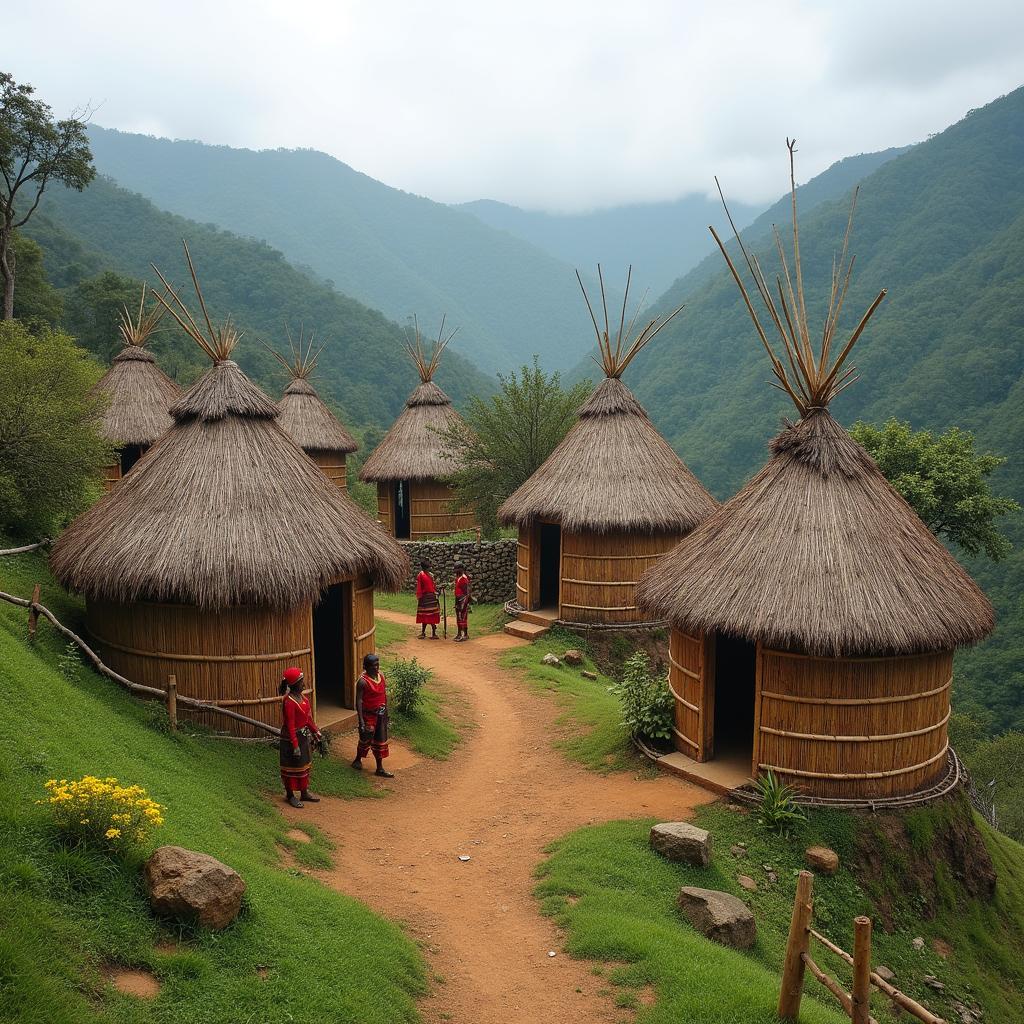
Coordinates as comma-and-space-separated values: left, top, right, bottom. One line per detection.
500, 628, 640, 773
0, 552, 426, 1024
536, 802, 1024, 1024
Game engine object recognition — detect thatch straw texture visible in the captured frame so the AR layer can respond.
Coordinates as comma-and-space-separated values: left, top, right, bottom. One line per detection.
636, 410, 994, 656
277, 378, 358, 454
498, 377, 717, 533
359, 380, 465, 482
93, 346, 181, 447
52, 359, 407, 608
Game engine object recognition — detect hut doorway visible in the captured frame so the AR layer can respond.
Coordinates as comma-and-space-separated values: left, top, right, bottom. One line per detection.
538, 522, 561, 610
712, 633, 756, 763
393, 481, 412, 539
120, 444, 145, 475
313, 581, 353, 713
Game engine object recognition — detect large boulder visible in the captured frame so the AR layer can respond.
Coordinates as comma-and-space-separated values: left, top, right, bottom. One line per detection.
650, 822, 712, 867
805, 845, 840, 875
145, 846, 246, 930
563, 650, 585, 666
678, 887, 756, 948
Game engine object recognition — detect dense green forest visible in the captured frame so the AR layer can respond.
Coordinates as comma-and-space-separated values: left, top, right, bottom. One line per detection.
608, 87, 1024, 734
82, 128, 592, 374
21, 175, 494, 429
458, 145, 904, 299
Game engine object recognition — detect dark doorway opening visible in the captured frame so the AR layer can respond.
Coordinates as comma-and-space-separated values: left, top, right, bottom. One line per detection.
712, 632, 756, 760
538, 522, 561, 609
394, 481, 411, 539
120, 444, 145, 475
313, 581, 352, 712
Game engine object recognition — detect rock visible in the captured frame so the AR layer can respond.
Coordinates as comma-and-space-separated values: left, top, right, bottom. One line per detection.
581, 670, 597, 680
737, 874, 758, 892
805, 845, 840, 875
677, 887, 756, 949
541, 653, 560, 666
912, 936, 925, 951
563, 649, 585, 666
145, 846, 246, 930
923, 975, 946, 992
766, 871, 778, 884
650, 822, 712, 867
730, 845, 747, 858
875, 965, 897, 984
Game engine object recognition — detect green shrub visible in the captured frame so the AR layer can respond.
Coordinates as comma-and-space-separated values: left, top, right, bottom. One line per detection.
755, 769, 806, 837
388, 657, 431, 715
608, 651, 674, 744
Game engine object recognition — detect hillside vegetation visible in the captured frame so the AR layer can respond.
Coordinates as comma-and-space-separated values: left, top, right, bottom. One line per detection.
83, 128, 592, 374
24, 175, 494, 430
612, 87, 1024, 733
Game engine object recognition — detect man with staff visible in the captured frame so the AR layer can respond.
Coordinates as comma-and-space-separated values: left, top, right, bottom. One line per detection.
415, 558, 441, 639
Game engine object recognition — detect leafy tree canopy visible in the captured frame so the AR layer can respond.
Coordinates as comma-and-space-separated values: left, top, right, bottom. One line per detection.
851, 418, 1020, 561
439, 358, 592, 537
0, 320, 111, 539
10, 232, 62, 326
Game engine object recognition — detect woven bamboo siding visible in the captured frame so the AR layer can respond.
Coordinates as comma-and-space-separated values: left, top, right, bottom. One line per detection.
102, 461, 122, 492
515, 526, 533, 608
308, 449, 347, 489
668, 630, 715, 759
559, 529, 678, 624
352, 574, 376, 705
376, 483, 394, 535
756, 648, 953, 798
86, 598, 313, 737
409, 479, 474, 539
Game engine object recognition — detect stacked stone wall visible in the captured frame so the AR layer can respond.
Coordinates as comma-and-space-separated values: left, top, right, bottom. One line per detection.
400, 539, 517, 604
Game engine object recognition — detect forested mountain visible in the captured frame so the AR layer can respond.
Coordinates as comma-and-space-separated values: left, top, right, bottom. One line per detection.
23, 175, 494, 430
606, 87, 1024, 732
83, 128, 590, 374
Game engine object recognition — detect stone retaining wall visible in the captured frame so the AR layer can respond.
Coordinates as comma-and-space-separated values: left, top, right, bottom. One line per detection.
400, 539, 517, 605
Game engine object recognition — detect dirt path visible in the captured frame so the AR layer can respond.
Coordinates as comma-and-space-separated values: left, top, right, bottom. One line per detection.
289, 610, 714, 1024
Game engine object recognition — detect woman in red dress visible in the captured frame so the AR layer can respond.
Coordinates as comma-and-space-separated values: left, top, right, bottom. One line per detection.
454, 561, 472, 642
415, 559, 441, 639
279, 666, 323, 808
351, 653, 393, 777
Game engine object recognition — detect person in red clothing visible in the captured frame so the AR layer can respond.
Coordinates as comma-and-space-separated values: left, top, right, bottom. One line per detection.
453, 561, 472, 642
415, 559, 441, 639
278, 667, 323, 808
351, 653, 393, 777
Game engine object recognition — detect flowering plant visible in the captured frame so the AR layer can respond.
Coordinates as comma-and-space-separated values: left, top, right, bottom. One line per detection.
38, 776, 165, 854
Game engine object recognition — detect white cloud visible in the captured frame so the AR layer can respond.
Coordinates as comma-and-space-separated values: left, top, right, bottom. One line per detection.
4, 0, 1022, 211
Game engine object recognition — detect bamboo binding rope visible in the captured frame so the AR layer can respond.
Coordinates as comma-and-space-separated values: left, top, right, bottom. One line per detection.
87, 630, 312, 664
759, 745, 948, 781
759, 708, 950, 743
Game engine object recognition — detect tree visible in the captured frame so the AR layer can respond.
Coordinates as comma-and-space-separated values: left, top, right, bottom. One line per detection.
66, 270, 142, 362
851, 418, 1020, 561
439, 358, 592, 537
0, 72, 94, 319
10, 232, 63, 326
0, 320, 111, 539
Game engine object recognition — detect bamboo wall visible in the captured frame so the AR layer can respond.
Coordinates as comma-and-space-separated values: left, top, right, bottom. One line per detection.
308, 449, 347, 489
515, 525, 539, 608
376, 479, 474, 539
669, 630, 715, 760
102, 461, 121, 493
559, 528, 678, 624
352, 573, 376, 706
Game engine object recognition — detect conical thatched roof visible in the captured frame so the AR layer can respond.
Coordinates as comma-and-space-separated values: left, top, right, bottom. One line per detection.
359, 317, 465, 483
636, 410, 993, 656
52, 359, 406, 608
277, 378, 358, 454
94, 346, 181, 447
498, 376, 717, 532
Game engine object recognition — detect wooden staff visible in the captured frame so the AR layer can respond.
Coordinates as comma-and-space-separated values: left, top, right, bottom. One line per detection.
442, 585, 448, 639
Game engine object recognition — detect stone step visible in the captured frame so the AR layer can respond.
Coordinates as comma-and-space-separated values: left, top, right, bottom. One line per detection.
517, 608, 559, 627
504, 620, 551, 641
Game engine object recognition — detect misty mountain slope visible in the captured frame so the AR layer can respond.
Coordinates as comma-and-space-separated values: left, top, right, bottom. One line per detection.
25, 175, 495, 428
83, 128, 591, 374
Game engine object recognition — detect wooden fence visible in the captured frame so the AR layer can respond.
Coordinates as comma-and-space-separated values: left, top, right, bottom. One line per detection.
780, 871, 945, 1024
0, 586, 281, 739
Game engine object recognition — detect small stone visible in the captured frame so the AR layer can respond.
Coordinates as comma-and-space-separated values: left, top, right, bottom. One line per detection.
541, 653, 560, 666
458, 855, 471, 862
875, 965, 897, 984
729, 845, 747, 858
767, 871, 778, 884
145, 846, 246, 930
581, 670, 597, 680
563, 649, 585, 666
923, 975, 946, 992
912, 936, 925, 951
547, 950, 557, 957
650, 822, 712, 867
805, 845, 840, 875
737, 874, 758, 891
761, 864, 773, 872
677, 887, 756, 949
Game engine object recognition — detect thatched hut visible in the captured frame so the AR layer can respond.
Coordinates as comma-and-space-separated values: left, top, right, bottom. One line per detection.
359, 318, 474, 539
636, 147, 994, 798
93, 287, 181, 490
270, 331, 358, 489
499, 270, 717, 626
51, 246, 406, 735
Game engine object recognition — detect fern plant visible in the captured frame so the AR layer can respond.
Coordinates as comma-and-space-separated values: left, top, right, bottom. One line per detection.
755, 769, 806, 837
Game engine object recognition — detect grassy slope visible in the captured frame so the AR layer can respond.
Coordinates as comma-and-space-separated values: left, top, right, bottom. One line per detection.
0, 552, 425, 1024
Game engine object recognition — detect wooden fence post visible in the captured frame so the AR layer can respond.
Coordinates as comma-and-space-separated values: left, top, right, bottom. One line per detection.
166, 674, 177, 732
852, 916, 872, 1024
28, 584, 40, 638
779, 870, 814, 1021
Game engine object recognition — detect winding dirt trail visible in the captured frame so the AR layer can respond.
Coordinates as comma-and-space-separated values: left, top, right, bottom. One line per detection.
289, 610, 714, 1024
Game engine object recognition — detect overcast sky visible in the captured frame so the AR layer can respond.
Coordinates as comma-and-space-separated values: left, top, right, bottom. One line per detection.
5, 1, 1023, 212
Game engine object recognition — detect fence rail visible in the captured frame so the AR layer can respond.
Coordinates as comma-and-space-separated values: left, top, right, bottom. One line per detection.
779, 870, 945, 1023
